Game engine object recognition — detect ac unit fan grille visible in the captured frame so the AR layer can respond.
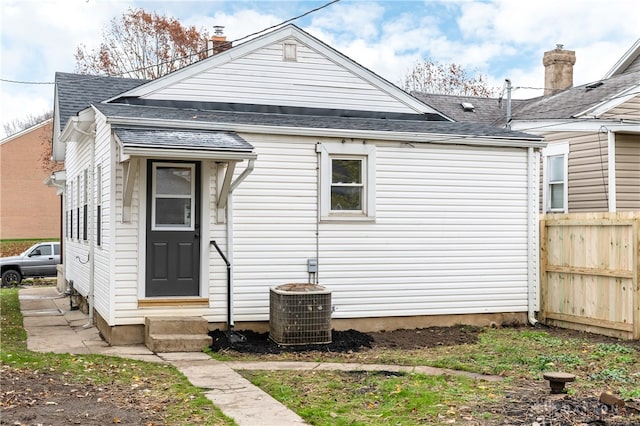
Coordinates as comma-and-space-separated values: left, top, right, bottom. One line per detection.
269, 285, 332, 345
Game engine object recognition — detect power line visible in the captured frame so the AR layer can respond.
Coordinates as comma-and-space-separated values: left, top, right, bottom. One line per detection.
0, 78, 55, 85
0, 0, 341, 85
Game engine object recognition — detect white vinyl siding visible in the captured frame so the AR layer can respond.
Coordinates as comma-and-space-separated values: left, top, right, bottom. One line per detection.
85, 131, 534, 326
92, 113, 113, 321
143, 39, 417, 114
229, 135, 531, 321
62, 122, 91, 297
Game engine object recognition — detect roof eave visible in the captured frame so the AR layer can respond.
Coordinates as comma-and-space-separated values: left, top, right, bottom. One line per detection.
603, 38, 640, 79
574, 83, 640, 118
105, 116, 545, 149
121, 145, 257, 161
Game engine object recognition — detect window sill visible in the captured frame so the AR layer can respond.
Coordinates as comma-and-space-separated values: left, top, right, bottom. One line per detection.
320, 215, 376, 223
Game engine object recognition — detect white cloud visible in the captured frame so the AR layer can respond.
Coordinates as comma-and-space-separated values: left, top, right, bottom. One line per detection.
310, 1, 385, 40
1, 0, 639, 138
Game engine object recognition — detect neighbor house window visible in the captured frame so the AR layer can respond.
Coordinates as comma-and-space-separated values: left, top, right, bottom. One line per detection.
543, 142, 569, 213
318, 142, 375, 221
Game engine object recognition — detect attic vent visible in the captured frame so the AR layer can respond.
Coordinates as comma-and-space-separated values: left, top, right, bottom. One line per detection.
585, 81, 604, 91
461, 102, 475, 112
269, 283, 332, 345
283, 42, 297, 61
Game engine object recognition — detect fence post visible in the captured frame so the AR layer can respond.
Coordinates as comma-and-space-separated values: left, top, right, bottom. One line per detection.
633, 218, 640, 340
539, 216, 548, 322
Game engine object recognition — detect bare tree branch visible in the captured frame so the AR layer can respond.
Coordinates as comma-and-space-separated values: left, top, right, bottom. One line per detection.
2, 111, 52, 138
400, 60, 499, 97
74, 8, 210, 79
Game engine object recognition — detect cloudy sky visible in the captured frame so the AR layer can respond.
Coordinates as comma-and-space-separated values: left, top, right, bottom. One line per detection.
1, 0, 638, 138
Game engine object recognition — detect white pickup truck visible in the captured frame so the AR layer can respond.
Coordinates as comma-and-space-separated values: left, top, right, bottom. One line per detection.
1, 242, 61, 286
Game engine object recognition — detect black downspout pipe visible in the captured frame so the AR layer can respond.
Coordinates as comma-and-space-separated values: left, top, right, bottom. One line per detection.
210, 241, 246, 343
210, 241, 231, 330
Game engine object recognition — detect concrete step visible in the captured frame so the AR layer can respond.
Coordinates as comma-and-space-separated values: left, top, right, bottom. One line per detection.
145, 333, 213, 353
145, 316, 209, 335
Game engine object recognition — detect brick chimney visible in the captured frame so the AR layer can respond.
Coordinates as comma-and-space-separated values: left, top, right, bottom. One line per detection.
207, 26, 231, 57
543, 44, 576, 96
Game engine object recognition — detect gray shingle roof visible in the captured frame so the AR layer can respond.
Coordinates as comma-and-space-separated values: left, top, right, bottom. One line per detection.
412, 93, 529, 126
94, 102, 541, 141
55, 72, 146, 129
511, 70, 640, 120
112, 126, 253, 152
410, 70, 640, 125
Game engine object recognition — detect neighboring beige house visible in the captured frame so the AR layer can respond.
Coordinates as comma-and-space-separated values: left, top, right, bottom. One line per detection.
0, 119, 61, 240
416, 40, 640, 214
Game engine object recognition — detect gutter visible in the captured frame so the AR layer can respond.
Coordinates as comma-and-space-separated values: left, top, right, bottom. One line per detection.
105, 116, 546, 149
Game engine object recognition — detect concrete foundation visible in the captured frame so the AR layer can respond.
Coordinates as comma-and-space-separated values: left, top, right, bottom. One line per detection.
95, 311, 527, 346
95, 311, 145, 346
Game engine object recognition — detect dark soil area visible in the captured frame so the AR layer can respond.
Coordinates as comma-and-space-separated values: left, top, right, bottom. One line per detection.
0, 365, 167, 426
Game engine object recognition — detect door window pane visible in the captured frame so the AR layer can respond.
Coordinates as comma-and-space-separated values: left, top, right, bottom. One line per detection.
33, 245, 51, 256
156, 198, 191, 226
152, 164, 195, 229
156, 167, 192, 195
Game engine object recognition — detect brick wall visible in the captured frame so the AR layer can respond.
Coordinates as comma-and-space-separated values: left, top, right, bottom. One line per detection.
0, 120, 61, 239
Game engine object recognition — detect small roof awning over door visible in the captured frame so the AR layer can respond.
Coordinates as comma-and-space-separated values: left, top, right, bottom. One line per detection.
112, 126, 256, 161
112, 126, 256, 223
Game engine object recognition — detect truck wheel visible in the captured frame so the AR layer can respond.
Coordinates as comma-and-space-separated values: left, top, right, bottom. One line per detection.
2, 270, 22, 287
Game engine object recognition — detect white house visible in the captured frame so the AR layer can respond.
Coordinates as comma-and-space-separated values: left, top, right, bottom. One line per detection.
52, 25, 544, 346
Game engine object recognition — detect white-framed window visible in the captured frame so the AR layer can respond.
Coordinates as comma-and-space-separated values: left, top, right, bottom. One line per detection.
542, 142, 569, 213
151, 163, 196, 230
318, 142, 376, 221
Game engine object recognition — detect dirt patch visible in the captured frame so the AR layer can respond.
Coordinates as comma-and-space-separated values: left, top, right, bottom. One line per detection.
487, 380, 640, 425
0, 365, 166, 426
209, 326, 640, 425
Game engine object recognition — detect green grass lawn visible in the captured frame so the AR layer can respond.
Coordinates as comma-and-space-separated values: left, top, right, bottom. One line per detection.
0, 287, 234, 425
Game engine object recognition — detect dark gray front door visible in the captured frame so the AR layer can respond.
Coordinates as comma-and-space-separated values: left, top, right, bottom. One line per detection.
146, 161, 201, 297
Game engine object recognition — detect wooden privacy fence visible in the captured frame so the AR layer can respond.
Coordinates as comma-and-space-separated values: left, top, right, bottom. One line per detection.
540, 212, 640, 340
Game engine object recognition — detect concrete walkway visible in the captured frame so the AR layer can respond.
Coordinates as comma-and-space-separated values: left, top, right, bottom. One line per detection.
18, 286, 501, 425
